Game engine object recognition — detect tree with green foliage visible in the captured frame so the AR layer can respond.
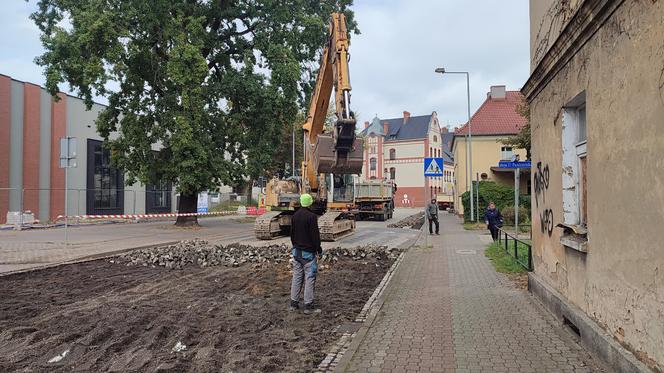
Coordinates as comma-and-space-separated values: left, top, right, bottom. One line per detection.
500, 97, 531, 159
31, 0, 357, 225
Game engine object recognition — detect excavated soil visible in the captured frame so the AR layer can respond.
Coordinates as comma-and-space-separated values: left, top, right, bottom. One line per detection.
0, 252, 393, 372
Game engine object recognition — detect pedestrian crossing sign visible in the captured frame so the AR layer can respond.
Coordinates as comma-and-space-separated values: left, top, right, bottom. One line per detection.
424, 157, 444, 177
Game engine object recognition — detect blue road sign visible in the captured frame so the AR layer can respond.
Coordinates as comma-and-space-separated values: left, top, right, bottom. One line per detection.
424, 157, 444, 176
498, 160, 532, 168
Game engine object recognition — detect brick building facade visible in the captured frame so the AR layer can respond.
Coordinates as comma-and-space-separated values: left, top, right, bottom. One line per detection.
360, 111, 453, 208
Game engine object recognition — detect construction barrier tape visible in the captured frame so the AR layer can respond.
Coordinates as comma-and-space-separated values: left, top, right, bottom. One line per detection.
54, 211, 237, 221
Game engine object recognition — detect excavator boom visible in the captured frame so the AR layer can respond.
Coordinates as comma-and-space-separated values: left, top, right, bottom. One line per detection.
255, 13, 361, 241
302, 13, 363, 190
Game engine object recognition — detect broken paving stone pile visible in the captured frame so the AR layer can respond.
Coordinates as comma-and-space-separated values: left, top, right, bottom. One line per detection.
388, 212, 425, 229
116, 239, 402, 270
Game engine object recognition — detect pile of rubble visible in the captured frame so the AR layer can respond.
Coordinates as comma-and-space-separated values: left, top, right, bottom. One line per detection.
115, 239, 402, 270
388, 212, 425, 229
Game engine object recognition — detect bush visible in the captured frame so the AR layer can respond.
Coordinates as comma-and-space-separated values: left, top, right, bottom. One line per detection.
501, 206, 530, 225
461, 181, 531, 223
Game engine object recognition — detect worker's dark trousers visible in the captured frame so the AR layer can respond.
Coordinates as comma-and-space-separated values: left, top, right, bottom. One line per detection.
291, 257, 317, 305
489, 225, 499, 241
429, 216, 439, 234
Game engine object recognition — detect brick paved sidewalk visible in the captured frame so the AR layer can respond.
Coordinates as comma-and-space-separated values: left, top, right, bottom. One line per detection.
339, 214, 607, 373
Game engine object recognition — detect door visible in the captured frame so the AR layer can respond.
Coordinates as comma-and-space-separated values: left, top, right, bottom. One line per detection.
86, 139, 124, 215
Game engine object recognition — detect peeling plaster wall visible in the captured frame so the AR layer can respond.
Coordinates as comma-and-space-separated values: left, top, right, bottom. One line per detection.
529, 1, 664, 369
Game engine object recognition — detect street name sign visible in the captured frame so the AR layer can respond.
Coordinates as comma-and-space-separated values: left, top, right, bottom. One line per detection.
498, 160, 531, 169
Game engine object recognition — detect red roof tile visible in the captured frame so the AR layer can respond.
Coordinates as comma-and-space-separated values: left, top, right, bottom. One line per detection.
454, 91, 527, 136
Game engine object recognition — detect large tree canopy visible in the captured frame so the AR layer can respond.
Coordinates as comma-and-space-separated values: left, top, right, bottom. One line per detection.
31, 0, 357, 221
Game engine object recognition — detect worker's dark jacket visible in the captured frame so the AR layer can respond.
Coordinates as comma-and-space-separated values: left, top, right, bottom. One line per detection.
485, 208, 503, 227
290, 207, 322, 254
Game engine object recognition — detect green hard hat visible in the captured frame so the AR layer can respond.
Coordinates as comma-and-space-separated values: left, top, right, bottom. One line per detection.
300, 193, 314, 207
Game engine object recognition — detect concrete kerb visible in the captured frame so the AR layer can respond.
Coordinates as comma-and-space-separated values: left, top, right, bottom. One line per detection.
316, 225, 425, 373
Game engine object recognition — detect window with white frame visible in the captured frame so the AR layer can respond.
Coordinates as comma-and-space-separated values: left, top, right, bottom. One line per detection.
562, 92, 588, 227
369, 157, 377, 171
500, 146, 513, 160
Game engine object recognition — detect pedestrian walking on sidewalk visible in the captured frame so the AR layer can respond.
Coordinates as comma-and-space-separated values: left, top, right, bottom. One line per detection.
289, 193, 322, 315
485, 201, 503, 241
427, 198, 440, 235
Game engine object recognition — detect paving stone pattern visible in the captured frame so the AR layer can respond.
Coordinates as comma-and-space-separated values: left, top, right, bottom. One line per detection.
342, 214, 606, 373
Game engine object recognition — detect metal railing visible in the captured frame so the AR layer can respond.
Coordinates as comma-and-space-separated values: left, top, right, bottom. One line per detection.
497, 228, 533, 271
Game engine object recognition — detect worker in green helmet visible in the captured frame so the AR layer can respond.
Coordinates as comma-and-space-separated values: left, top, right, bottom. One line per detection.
289, 193, 322, 314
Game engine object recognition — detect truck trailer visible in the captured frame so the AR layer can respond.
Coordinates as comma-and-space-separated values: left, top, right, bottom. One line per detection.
353, 180, 395, 221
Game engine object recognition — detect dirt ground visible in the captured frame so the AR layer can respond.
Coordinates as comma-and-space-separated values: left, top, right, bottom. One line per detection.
0, 255, 393, 372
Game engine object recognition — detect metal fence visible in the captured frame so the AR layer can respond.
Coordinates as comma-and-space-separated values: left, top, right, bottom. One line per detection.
497, 228, 533, 271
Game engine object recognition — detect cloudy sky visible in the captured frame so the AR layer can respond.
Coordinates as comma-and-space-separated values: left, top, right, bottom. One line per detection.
0, 0, 530, 129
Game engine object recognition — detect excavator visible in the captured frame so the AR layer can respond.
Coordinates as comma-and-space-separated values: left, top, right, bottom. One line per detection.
254, 12, 363, 241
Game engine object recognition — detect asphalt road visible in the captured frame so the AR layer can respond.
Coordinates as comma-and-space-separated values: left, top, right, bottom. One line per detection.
0, 208, 422, 274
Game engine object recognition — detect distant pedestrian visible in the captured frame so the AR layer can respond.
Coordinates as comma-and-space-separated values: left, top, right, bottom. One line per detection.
485, 201, 503, 241
427, 198, 439, 235
289, 193, 322, 315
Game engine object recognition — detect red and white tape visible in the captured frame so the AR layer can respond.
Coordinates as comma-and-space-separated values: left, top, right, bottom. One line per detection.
55, 211, 236, 221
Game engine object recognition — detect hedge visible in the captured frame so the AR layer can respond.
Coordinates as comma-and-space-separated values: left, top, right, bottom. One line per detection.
460, 181, 531, 223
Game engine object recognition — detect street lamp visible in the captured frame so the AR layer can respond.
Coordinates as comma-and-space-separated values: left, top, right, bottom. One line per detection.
435, 67, 475, 221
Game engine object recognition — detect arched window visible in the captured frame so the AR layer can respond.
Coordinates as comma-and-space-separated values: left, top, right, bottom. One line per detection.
429, 147, 433, 157
389, 148, 396, 160
433, 135, 438, 142
370, 157, 377, 171
389, 167, 396, 180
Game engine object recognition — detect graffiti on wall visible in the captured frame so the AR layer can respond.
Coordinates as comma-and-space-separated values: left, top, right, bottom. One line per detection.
534, 161, 549, 208
539, 208, 554, 237
534, 161, 554, 237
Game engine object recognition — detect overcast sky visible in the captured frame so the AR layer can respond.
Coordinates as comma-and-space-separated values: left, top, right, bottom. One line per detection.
0, 0, 530, 129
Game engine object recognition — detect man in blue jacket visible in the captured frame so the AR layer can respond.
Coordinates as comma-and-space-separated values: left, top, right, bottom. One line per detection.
289, 193, 322, 314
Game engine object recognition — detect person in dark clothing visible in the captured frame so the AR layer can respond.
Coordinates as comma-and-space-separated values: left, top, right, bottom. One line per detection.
426, 199, 440, 235
485, 201, 503, 241
289, 193, 322, 314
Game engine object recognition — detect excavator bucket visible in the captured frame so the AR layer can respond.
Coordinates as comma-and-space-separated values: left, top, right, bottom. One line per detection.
315, 134, 364, 175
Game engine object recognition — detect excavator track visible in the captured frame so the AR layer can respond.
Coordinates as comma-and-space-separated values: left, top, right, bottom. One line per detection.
319, 211, 355, 241
254, 211, 287, 240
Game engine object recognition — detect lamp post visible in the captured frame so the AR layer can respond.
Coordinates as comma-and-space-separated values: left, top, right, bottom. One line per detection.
435, 67, 474, 221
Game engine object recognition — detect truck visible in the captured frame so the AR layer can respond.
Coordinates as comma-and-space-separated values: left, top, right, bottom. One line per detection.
353, 180, 395, 221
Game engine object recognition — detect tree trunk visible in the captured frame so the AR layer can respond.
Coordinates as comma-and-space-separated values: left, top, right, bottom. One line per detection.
175, 192, 199, 227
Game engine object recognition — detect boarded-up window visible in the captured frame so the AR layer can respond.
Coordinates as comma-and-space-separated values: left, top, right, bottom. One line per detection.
562, 93, 588, 227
